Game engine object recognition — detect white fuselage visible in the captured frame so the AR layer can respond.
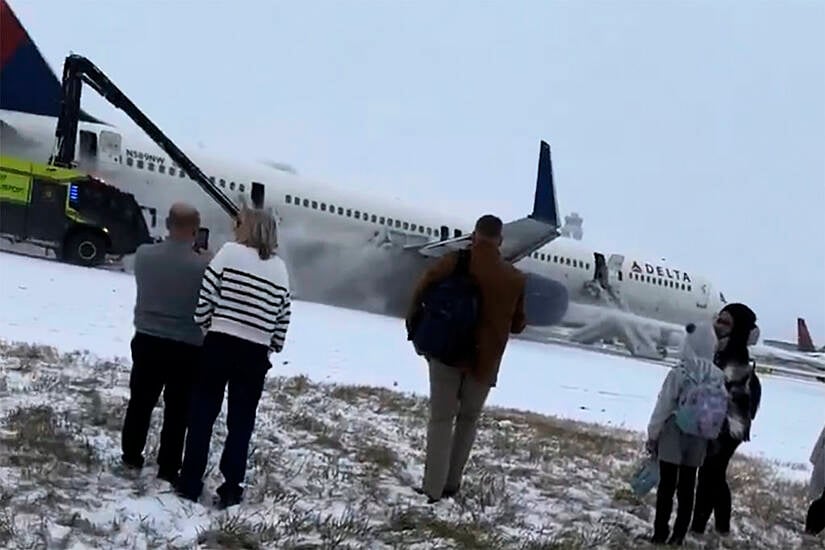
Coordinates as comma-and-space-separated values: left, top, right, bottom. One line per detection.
0, 110, 726, 329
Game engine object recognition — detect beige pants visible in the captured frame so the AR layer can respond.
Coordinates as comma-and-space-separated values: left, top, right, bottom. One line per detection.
423, 358, 491, 499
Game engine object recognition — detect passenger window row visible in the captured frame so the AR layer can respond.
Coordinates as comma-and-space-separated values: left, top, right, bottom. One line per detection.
284, 193, 452, 238
124, 156, 246, 193
529, 251, 591, 271
123, 154, 467, 239
629, 272, 691, 292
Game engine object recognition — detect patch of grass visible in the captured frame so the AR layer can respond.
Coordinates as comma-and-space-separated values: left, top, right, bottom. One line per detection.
0, 505, 16, 548
282, 374, 312, 397
285, 411, 331, 437
197, 512, 283, 550
314, 432, 345, 451
1, 405, 97, 469
80, 389, 108, 428
383, 508, 503, 548
0, 340, 816, 550
527, 518, 630, 549
356, 443, 398, 470
507, 410, 634, 460
729, 458, 809, 532
0, 341, 59, 363
329, 383, 425, 418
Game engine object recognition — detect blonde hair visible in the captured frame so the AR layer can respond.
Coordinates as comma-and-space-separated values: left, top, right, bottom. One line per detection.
234, 205, 278, 260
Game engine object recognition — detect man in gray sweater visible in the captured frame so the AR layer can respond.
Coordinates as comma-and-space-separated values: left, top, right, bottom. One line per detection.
121, 203, 211, 484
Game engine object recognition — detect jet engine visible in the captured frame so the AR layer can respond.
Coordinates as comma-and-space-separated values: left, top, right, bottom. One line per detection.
523, 272, 569, 327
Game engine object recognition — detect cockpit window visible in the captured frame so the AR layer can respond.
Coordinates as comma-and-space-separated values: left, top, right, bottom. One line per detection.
719, 292, 727, 303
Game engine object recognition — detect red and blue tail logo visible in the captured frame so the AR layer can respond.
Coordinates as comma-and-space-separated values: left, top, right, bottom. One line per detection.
0, 0, 100, 122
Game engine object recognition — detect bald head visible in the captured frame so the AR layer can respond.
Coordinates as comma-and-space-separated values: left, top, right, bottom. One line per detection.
166, 202, 200, 241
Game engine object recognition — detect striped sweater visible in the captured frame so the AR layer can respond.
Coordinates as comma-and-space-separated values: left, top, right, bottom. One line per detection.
194, 241, 292, 353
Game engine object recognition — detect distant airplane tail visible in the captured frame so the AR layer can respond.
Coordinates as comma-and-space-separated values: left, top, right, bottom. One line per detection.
0, 0, 100, 122
797, 317, 816, 352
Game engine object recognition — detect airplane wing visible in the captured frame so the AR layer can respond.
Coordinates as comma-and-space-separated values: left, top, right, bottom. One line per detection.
406, 140, 561, 262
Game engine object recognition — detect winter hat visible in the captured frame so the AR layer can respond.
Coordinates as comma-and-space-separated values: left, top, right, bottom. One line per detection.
681, 321, 718, 363
716, 302, 758, 366
721, 303, 759, 345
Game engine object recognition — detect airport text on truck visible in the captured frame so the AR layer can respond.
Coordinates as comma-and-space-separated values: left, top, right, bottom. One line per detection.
0, 155, 152, 266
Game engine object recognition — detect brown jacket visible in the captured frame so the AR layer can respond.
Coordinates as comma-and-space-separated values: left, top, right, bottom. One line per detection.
406, 239, 527, 387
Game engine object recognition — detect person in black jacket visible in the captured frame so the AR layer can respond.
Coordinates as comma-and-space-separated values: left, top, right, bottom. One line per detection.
691, 302, 761, 537
805, 423, 825, 536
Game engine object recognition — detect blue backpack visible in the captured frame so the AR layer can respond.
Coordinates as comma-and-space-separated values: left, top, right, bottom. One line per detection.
411, 249, 480, 366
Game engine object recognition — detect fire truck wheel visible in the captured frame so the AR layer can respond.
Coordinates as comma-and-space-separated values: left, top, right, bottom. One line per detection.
65, 230, 106, 267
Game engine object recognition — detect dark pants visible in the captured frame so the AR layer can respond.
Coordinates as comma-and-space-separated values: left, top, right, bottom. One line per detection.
807, 488, 825, 535
121, 332, 200, 477
654, 461, 698, 543
176, 332, 270, 502
691, 433, 741, 534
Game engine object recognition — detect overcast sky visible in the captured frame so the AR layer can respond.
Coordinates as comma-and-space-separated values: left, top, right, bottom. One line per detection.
14, 0, 825, 342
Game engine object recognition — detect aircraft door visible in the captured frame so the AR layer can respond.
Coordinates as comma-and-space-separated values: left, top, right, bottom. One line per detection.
607, 254, 624, 283
99, 130, 122, 163
696, 283, 710, 309
78, 130, 97, 162
251, 182, 265, 208
592, 252, 608, 288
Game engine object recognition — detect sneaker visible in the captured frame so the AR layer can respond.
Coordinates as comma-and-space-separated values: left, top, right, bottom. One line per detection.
413, 486, 440, 504
121, 454, 143, 470
442, 486, 460, 499
213, 493, 242, 510
215, 483, 244, 509
172, 479, 201, 503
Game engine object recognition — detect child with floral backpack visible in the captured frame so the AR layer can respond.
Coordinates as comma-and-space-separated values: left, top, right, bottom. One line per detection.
646, 321, 728, 546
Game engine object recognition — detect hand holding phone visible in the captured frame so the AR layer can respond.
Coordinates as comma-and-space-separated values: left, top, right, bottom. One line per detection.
193, 227, 210, 252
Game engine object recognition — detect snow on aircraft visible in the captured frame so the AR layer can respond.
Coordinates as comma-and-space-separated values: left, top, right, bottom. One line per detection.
7, 0, 820, 374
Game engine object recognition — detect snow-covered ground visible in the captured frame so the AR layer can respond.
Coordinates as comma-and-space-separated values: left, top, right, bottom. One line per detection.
0, 251, 822, 548
0, 340, 814, 548
0, 251, 821, 479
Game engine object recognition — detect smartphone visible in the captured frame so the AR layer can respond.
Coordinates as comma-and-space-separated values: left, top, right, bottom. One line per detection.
194, 227, 209, 251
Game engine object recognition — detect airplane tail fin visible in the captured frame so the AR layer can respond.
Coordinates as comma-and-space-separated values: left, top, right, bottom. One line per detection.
529, 140, 560, 227
0, 0, 100, 122
797, 317, 815, 352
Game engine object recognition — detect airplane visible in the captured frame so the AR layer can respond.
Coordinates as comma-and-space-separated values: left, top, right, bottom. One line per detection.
746, 317, 825, 374
0, 0, 569, 328
763, 318, 824, 355
2, 0, 795, 367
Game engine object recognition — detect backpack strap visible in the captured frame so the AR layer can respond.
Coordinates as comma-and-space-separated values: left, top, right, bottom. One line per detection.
455, 248, 471, 275
748, 368, 762, 420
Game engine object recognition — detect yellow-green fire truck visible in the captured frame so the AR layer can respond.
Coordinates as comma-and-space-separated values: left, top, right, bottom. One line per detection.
0, 155, 152, 266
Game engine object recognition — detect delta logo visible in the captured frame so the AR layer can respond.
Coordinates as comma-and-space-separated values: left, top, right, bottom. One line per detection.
631, 261, 691, 283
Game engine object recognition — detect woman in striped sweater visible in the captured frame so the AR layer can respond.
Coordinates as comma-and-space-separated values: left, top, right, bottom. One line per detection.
175, 206, 292, 508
